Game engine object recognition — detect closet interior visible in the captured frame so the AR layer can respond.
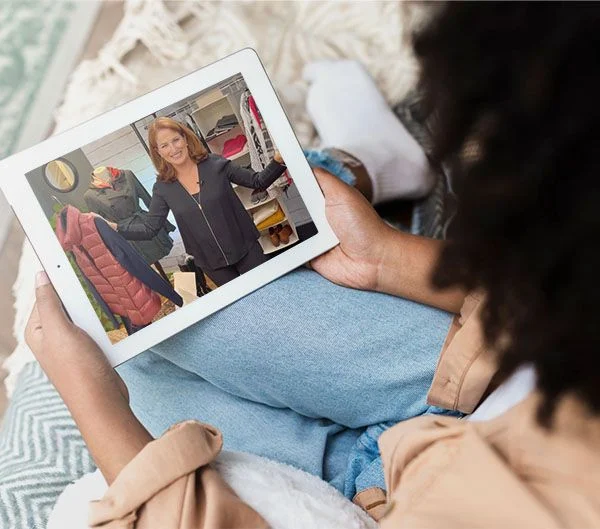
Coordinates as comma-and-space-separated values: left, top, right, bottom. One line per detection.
134, 75, 299, 254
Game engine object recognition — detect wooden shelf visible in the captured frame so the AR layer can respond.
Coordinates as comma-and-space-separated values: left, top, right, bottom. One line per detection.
259, 230, 299, 254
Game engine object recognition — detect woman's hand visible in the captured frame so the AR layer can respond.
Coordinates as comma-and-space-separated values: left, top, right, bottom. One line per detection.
25, 272, 128, 402
89, 212, 118, 231
273, 150, 284, 164
311, 169, 466, 311
310, 169, 396, 291
25, 272, 152, 483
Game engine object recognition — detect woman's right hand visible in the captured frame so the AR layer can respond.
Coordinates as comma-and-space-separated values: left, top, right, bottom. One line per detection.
310, 169, 396, 291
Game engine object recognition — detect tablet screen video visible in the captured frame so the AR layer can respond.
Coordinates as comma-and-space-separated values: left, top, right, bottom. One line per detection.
25, 73, 317, 345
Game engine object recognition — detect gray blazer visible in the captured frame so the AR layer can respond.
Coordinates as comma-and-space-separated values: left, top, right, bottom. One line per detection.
117, 155, 286, 270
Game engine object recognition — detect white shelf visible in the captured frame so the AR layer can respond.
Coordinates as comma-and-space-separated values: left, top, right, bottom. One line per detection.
205, 127, 236, 141
235, 185, 277, 210
226, 146, 249, 161
195, 91, 227, 108
259, 230, 299, 254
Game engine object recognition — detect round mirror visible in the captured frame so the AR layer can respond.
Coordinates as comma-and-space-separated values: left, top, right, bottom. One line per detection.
44, 159, 78, 192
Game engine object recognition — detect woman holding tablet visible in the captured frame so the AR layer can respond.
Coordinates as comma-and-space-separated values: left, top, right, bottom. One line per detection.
111, 117, 286, 286
22, 3, 600, 528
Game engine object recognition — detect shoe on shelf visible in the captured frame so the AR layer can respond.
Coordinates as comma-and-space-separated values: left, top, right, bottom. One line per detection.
251, 189, 268, 205
269, 226, 280, 246
279, 224, 293, 244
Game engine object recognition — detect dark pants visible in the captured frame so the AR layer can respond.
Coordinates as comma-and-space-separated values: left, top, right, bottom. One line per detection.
204, 241, 268, 287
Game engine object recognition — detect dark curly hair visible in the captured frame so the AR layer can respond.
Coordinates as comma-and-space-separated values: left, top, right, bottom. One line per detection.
414, 2, 600, 425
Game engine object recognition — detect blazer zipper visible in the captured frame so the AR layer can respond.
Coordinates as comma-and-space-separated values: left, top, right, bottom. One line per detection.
181, 180, 230, 266
198, 203, 230, 266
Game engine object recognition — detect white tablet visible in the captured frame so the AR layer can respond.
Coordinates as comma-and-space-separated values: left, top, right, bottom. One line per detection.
0, 48, 338, 366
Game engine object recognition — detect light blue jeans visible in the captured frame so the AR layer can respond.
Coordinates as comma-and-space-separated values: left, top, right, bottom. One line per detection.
117, 268, 453, 498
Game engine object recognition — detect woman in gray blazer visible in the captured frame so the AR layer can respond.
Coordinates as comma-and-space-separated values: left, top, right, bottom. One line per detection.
112, 117, 287, 287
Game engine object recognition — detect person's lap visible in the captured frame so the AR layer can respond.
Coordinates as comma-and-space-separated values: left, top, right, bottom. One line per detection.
117, 268, 453, 493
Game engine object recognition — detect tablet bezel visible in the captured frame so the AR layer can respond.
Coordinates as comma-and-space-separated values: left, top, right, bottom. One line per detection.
0, 48, 338, 366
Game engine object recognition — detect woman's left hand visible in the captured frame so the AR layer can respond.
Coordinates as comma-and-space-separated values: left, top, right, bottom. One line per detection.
25, 272, 153, 483
273, 150, 284, 164
25, 272, 129, 402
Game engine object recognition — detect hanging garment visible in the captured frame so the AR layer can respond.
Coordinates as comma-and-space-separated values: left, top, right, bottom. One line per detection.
184, 114, 203, 140
56, 205, 182, 327
239, 93, 292, 194
77, 262, 122, 329
239, 91, 270, 170
248, 95, 274, 156
84, 168, 175, 264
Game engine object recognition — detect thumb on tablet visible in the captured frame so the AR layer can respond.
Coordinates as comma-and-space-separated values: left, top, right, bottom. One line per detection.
34, 271, 71, 332
313, 168, 348, 199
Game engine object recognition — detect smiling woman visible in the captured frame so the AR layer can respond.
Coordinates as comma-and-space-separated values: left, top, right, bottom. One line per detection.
111, 117, 287, 287
0, 3, 431, 529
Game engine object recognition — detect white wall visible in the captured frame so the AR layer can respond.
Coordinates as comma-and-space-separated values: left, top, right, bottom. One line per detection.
81, 126, 156, 192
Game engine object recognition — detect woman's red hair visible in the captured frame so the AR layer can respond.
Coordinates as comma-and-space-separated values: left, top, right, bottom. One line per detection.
148, 117, 208, 182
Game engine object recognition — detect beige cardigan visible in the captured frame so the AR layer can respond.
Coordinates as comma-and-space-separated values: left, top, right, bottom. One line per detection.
89, 294, 600, 528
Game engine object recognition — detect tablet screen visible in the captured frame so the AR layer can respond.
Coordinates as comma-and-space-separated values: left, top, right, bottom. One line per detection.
24, 73, 317, 345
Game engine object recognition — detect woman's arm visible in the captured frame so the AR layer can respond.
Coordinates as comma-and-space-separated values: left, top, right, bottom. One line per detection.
375, 230, 465, 314
25, 274, 153, 484
225, 151, 287, 189
116, 183, 170, 240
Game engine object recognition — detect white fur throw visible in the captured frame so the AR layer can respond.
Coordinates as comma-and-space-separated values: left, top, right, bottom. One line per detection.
48, 451, 377, 529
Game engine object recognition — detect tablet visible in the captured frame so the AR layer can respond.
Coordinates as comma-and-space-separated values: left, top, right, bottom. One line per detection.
0, 48, 338, 366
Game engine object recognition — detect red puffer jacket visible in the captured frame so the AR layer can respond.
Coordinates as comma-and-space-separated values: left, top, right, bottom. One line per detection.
56, 205, 161, 326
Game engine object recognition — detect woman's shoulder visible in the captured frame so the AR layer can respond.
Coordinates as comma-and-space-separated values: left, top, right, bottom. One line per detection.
152, 178, 175, 194
201, 154, 229, 168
